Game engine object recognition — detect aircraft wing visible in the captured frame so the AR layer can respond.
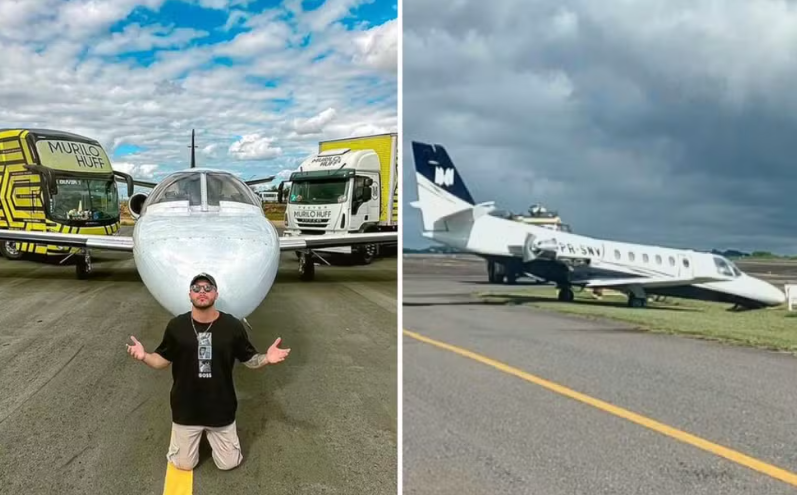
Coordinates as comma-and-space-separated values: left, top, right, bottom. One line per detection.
245, 175, 276, 187
0, 229, 134, 252
0, 228, 397, 253
113, 171, 158, 190
278, 232, 397, 251
580, 275, 728, 289
120, 178, 158, 189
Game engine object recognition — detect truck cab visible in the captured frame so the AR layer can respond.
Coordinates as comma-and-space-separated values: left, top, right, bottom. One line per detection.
284, 148, 381, 263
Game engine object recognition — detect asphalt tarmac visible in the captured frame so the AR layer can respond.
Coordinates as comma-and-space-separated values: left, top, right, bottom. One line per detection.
403, 254, 797, 494
0, 231, 397, 495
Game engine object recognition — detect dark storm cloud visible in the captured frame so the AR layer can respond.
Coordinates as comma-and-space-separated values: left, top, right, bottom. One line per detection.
402, 0, 797, 254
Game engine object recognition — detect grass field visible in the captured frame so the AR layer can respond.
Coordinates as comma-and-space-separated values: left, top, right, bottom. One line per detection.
477, 286, 797, 352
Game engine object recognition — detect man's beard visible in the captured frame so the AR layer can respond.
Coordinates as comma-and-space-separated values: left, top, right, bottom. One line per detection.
192, 299, 214, 309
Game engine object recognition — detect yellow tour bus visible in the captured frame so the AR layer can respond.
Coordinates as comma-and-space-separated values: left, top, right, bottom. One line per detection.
0, 128, 133, 278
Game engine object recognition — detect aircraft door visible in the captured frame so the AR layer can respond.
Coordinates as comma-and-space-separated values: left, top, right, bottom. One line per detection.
677, 254, 693, 279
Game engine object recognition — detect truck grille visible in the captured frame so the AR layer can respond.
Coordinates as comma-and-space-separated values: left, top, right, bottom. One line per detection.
296, 218, 329, 228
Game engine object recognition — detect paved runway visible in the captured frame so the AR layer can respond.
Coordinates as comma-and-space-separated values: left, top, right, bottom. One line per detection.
403, 254, 797, 494
0, 232, 397, 495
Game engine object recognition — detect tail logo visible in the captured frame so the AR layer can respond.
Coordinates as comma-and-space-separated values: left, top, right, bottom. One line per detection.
434, 167, 454, 187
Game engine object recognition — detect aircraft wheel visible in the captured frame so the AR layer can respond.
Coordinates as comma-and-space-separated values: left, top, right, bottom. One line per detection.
0, 241, 23, 260
557, 287, 574, 302
76, 251, 92, 279
298, 252, 315, 281
493, 262, 506, 283
355, 243, 376, 265
627, 296, 646, 308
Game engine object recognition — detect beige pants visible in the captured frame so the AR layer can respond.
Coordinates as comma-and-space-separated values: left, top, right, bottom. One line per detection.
167, 421, 243, 471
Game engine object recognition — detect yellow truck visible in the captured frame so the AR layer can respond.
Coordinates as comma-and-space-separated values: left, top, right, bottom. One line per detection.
283, 132, 398, 275
0, 128, 133, 277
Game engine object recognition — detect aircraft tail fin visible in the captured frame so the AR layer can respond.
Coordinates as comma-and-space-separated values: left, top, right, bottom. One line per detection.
411, 141, 474, 204
411, 141, 477, 232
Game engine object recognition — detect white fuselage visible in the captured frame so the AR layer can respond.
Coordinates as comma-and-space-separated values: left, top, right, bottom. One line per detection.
415, 172, 785, 307
132, 200, 280, 319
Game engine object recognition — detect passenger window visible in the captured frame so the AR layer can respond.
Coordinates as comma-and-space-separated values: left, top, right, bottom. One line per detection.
668, 256, 675, 266
628, 252, 635, 262
642, 254, 649, 263
655, 255, 662, 264
614, 249, 621, 259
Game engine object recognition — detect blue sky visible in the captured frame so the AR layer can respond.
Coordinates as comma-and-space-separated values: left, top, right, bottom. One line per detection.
0, 0, 397, 197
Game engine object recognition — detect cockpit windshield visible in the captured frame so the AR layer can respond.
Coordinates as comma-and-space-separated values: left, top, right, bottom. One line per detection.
49, 177, 119, 223
148, 173, 202, 206
713, 255, 742, 277
146, 171, 260, 209
206, 172, 260, 207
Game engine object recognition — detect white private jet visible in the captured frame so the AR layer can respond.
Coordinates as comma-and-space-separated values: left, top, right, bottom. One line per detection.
0, 135, 396, 320
410, 141, 786, 310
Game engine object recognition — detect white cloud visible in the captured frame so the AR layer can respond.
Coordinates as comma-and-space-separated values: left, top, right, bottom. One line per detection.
350, 18, 397, 73
228, 134, 283, 160
91, 24, 209, 56
291, 107, 337, 135
113, 162, 159, 179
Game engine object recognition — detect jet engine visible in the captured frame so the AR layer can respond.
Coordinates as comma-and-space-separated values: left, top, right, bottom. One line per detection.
522, 233, 559, 262
128, 192, 148, 219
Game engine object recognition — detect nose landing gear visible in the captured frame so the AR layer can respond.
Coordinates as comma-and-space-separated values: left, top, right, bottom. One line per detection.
75, 249, 92, 279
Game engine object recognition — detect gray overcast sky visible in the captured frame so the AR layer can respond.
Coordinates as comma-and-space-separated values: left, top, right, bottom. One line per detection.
402, 0, 797, 255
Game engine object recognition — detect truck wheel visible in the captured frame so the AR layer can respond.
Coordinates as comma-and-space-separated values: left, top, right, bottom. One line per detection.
298, 252, 315, 281
0, 241, 23, 260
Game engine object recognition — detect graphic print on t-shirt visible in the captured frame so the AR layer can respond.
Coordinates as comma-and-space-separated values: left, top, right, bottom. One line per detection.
197, 332, 212, 378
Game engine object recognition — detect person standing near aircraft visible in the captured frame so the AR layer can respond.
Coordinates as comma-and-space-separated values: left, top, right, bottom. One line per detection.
125, 272, 290, 471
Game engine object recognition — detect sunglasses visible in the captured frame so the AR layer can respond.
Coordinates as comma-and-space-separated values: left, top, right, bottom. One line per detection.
191, 284, 216, 293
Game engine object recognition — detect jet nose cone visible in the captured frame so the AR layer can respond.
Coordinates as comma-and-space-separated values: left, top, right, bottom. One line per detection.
770, 285, 787, 306
134, 218, 280, 318
753, 277, 786, 306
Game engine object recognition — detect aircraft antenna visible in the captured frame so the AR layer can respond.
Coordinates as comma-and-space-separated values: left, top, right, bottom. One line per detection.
188, 129, 197, 168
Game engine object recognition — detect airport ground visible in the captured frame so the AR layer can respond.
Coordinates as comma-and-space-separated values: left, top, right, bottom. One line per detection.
0, 226, 397, 495
403, 254, 797, 494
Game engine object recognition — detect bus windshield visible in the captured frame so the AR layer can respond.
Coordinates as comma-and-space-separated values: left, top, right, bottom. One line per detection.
289, 179, 348, 205
49, 177, 119, 222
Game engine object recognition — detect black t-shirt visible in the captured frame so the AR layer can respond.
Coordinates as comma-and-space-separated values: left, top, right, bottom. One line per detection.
153, 311, 258, 427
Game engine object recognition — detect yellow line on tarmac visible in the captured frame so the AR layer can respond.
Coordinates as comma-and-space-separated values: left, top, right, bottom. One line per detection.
162, 462, 193, 495
403, 328, 797, 488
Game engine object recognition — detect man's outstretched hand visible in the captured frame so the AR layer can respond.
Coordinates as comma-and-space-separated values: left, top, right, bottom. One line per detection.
127, 336, 146, 361
266, 337, 290, 364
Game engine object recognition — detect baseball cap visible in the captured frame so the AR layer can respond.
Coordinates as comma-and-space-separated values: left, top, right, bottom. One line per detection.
190, 272, 217, 287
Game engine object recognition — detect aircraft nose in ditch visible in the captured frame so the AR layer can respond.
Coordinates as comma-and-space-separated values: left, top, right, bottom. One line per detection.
763, 280, 787, 306
747, 276, 787, 306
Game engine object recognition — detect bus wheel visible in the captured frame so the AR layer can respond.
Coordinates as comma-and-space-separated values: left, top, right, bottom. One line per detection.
0, 241, 23, 260
76, 251, 92, 279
